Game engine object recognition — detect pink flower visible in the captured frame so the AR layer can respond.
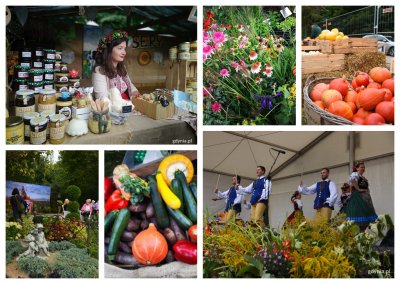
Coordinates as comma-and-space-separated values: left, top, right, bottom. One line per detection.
203, 45, 214, 57
219, 68, 230, 78
211, 101, 222, 113
229, 48, 235, 53
240, 59, 247, 69
250, 62, 261, 74
213, 31, 226, 44
262, 63, 273, 77
203, 31, 210, 44
238, 35, 248, 48
255, 76, 263, 84
230, 61, 240, 72
249, 51, 258, 61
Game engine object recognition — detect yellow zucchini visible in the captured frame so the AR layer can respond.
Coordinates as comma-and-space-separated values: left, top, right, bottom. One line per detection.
156, 172, 181, 209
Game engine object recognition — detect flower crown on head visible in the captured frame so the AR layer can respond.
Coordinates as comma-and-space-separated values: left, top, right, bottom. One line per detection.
97, 30, 129, 53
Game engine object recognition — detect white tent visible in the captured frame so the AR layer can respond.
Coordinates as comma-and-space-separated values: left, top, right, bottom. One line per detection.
203, 131, 394, 228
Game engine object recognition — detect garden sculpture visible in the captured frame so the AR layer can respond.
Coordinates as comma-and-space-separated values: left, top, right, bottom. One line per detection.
17, 223, 50, 259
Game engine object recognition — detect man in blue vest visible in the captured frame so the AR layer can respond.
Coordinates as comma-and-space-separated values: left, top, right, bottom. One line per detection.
214, 175, 244, 222
238, 166, 271, 227
298, 167, 338, 222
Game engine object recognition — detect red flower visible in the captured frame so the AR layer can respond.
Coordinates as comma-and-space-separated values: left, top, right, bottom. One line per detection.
226, 24, 232, 29
211, 101, 222, 113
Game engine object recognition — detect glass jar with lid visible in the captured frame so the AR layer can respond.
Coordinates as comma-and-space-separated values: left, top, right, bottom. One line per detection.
40, 110, 55, 139
6, 116, 24, 144
44, 49, 56, 60
30, 117, 48, 144
23, 111, 40, 141
49, 114, 66, 144
38, 89, 57, 113
27, 81, 43, 94
56, 92, 72, 120
28, 69, 44, 83
15, 89, 35, 118
14, 65, 29, 80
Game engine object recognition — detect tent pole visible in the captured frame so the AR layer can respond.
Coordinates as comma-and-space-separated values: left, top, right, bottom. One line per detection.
349, 132, 355, 173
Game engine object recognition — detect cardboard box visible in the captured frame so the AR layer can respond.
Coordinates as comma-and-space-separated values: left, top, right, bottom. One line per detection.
132, 94, 175, 120
72, 106, 91, 120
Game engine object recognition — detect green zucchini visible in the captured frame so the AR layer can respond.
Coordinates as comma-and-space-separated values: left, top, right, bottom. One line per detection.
105, 210, 119, 234
148, 174, 170, 229
107, 207, 130, 262
171, 178, 184, 204
189, 182, 197, 200
175, 171, 197, 223
166, 206, 193, 230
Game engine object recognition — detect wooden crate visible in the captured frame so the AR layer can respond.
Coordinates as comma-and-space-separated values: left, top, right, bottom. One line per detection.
302, 54, 345, 75
132, 94, 175, 120
316, 38, 377, 54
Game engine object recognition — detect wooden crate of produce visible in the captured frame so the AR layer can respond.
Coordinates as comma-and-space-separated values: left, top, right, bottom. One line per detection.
302, 53, 345, 75
350, 38, 378, 53
132, 94, 175, 120
317, 38, 377, 54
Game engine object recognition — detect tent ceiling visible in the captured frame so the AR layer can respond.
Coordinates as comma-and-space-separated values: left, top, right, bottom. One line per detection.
204, 131, 332, 180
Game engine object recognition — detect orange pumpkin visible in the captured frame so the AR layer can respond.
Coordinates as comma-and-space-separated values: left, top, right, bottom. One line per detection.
310, 83, 329, 101
369, 67, 391, 83
344, 89, 357, 103
132, 223, 168, 265
313, 100, 325, 109
329, 78, 349, 96
352, 116, 365, 125
355, 71, 370, 87
375, 101, 394, 124
347, 101, 357, 114
367, 82, 381, 89
354, 108, 371, 119
357, 88, 385, 111
381, 88, 393, 101
382, 78, 394, 95
322, 89, 342, 107
365, 113, 385, 125
328, 101, 353, 120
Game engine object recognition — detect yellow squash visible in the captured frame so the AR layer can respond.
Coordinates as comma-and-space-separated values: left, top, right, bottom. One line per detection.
158, 154, 194, 186
155, 172, 181, 209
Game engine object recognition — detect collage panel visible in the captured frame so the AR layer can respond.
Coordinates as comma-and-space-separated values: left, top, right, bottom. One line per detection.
104, 150, 197, 278
301, 6, 395, 125
6, 6, 197, 145
203, 131, 394, 278
203, 6, 296, 125
5, 150, 99, 278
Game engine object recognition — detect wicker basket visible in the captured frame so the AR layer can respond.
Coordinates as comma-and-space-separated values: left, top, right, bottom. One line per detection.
303, 76, 355, 125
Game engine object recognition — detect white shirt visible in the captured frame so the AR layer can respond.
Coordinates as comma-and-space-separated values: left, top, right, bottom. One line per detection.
298, 179, 338, 207
237, 176, 272, 201
216, 186, 245, 205
294, 199, 303, 210
349, 172, 363, 185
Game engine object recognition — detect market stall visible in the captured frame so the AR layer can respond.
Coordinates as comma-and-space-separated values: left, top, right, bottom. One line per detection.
6, 6, 197, 144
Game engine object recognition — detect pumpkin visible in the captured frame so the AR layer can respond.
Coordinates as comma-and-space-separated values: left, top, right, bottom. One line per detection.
355, 71, 370, 87
352, 116, 365, 125
367, 82, 381, 89
369, 67, 391, 83
381, 88, 393, 101
328, 101, 353, 120
382, 78, 394, 95
354, 108, 371, 119
310, 83, 329, 101
351, 77, 358, 90
364, 113, 385, 125
132, 223, 168, 265
344, 89, 357, 103
375, 101, 394, 124
158, 154, 194, 186
325, 31, 337, 41
329, 78, 349, 96
357, 88, 385, 111
313, 100, 325, 110
347, 101, 357, 114
322, 89, 342, 107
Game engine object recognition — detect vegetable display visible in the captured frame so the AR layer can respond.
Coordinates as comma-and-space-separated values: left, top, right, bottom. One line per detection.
309, 66, 395, 125
104, 151, 197, 273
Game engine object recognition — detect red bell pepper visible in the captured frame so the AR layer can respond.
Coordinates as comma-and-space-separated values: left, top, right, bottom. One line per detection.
173, 240, 197, 264
104, 177, 114, 201
105, 189, 129, 213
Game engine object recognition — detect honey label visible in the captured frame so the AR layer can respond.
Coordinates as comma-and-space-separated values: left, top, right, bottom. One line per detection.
30, 130, 46, 144
6, 132, 24, 144
47, 54, 56, 60
45, 64, 54, 69
44, 84, 54, 90
60, 76, 68, 82
16, 105, 35, 117
34, 87, 43, 93
18, 71, 28, 78
50, 125, 65, 140
34, 75, 43, 82
45, 74, 54, 80
36, 51, 44, 57
19, 85, 28, 91
38, 103, 56, 113
22, 51, 31, 57
21, 62, 30, 68
59, 107, 72, 120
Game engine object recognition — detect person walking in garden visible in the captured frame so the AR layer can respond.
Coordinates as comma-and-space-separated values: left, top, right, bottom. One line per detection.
298, 168, 338, 223
237, 166, 271, 227
213, 175, 245, 222
81, 199, 93, 222
10, 187, 24, 221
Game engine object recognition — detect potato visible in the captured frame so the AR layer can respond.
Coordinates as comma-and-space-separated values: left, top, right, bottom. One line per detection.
126, 218, 142, 231
146, 202, 155, 218
120, 230, 137, 242
129, 202, 147, 213
170, 217, 187, 241
163, 228, 177, 246
115, 252, 140, 267
118, 241, 132, 254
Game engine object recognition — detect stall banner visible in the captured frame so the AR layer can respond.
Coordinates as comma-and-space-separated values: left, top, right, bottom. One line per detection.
6, 180, 51, 201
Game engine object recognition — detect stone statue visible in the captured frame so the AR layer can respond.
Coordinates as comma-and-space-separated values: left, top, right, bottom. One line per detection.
17, 223, 50, 260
